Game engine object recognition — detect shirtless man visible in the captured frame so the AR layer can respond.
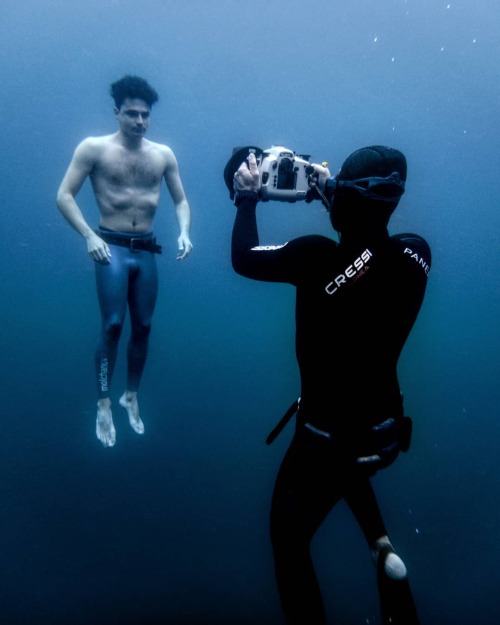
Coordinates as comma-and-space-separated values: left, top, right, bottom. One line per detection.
57, 75, 192, 447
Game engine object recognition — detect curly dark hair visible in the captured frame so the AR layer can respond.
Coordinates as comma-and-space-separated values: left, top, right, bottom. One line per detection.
110, 75, 159, 109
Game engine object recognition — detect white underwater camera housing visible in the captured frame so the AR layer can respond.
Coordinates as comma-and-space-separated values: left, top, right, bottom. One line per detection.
258, 146, 312, 202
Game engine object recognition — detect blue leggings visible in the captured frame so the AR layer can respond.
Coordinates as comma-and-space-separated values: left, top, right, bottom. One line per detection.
95, 236, 158, 399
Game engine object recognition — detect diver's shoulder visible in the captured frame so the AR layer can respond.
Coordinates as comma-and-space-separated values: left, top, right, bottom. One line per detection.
80, 133, 115, 146
145, 139, 175, 157
71, 135, 115, 164
293, 234, 337, 247
288, 234, 338, 252
75, 134, 115, 154
286, 234, 338, 260
391, 233, 431, 260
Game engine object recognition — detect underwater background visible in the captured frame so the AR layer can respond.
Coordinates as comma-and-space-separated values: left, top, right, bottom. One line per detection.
1, 1, 499, 623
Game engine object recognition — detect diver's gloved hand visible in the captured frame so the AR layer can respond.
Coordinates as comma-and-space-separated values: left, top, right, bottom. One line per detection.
233, 152, 261, 204
305, 162, 331, 203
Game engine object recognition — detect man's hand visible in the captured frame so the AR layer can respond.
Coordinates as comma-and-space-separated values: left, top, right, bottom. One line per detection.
233, 152, 261, 193
86, 231, 112, 264
309, 162, 331, 191
305, 162, 331, 203
177, 233, 193, 260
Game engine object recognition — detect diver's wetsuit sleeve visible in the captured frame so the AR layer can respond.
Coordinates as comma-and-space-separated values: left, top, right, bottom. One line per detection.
393, 233, 432, 280
231, 196, 307, 284
391, 233, 432, 324
231, 196, 260, 270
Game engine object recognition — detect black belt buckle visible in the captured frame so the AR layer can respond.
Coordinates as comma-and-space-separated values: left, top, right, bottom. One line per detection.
129, 237, 162, 254
129, 237, 143, 252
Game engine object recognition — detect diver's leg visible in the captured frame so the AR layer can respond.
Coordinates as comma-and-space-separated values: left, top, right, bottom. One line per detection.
341, 469, 405, 575
270, 426, 342, 625
343, 471, 419, 624
119, 251, 158, 434
374, 540, 420, 625
94, 248, 129, 447
342, 470, 387, 545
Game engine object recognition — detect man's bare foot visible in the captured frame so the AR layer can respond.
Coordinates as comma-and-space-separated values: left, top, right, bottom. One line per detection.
96, 398, 116, 447
119, 392, 145, 435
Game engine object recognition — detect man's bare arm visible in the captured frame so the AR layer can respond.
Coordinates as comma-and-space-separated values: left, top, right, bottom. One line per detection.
163, 148, 193, 260
56, 139, 111, 264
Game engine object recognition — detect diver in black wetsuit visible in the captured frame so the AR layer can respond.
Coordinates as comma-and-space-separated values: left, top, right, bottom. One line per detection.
230, 146, 430, 624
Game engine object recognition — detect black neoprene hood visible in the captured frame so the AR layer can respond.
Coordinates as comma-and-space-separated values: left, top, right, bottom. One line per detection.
338, 146, 407, 182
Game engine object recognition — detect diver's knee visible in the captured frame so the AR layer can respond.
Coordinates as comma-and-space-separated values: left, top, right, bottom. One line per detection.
103, 320, 123, 342
131, 321, 152, 339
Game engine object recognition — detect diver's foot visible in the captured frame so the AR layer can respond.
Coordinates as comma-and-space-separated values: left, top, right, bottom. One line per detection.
372, 537, 407, 580
119, 392, 145, 435
96, 399, 116, 447
374, 536, 419, 625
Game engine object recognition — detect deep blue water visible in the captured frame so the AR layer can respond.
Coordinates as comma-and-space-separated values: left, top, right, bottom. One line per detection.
1, 1, 499, 623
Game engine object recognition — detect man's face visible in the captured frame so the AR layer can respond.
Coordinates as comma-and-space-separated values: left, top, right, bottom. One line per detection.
115, 98, 151, 138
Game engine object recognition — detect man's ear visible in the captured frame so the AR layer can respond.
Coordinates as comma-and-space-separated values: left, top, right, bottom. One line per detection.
114, 106, 119, 117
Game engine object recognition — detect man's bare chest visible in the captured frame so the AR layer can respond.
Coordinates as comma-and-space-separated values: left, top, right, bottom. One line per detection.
94, 150, 164, 188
